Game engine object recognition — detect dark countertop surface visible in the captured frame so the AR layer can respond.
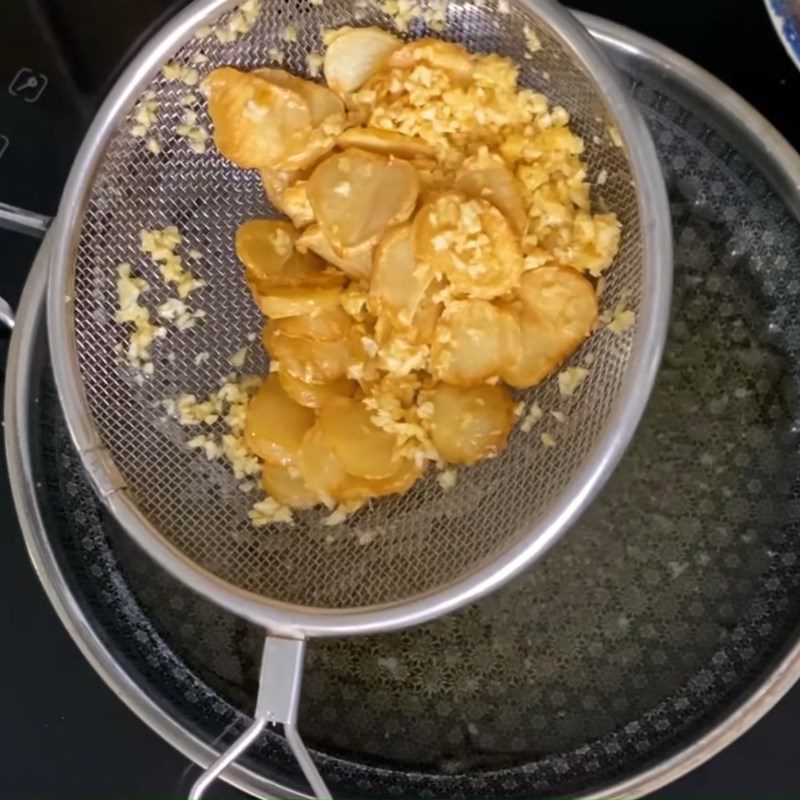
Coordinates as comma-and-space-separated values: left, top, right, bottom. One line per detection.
1, 0, 799, 796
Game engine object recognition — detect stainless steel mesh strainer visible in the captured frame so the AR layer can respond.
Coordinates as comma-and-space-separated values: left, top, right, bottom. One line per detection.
46, 0, 670, 795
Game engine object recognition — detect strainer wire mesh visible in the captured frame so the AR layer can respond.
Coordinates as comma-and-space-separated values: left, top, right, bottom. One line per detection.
66, 0, 645, 613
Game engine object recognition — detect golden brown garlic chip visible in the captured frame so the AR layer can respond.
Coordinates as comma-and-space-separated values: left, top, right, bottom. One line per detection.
369, 224, 432, 325
278, 368, 356, 409
319, 397, 401, 480
502, 264, 598, 388
430, 299, 521, 386
431, 384, 515, 465
414, 193, 523, 300
261, 463, 319, 509
323, 27, 402, 95
307, 148, 419, 257
244, 374, 315, 465
206, 67, 312, 169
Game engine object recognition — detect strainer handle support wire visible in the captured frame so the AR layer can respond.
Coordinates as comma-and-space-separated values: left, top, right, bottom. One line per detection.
189, 636, 332, 800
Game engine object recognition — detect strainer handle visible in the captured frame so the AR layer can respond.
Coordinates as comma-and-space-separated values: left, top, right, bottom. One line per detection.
188, 636, 331, 800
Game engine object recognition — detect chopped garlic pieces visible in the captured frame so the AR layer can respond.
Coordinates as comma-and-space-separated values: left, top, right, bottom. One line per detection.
379, 0, 446, 32
162, 61, 200, 86
164, 377, 268, 517
437, 469, 457, 490
520, 402, 543, 433
541, 432, 556, 448
115, 263, 164, 370
607, 308, 636, 335
140, 227, 206, 298
212, 0, 261, 44
175, 108, 210, 154
250, 497, 294, 526
558, 366, 588, 396
130, 92, 159, 141
229, 347, 248, 367
322, 500, 364, 526
523, 25, 542, 55
307, 52, 323, 77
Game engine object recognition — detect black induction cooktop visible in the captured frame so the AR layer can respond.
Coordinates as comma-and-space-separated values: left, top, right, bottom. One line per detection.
2, 1, 799, 797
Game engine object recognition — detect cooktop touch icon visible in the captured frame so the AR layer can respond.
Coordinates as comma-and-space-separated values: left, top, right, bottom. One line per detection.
8, 68, 48, 103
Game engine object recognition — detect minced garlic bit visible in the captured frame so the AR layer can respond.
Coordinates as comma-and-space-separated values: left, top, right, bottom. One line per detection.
115, 263, 165, 369
558, 366, 588, 396
523, 25, 542, 56
187, 433, 221, 460
250, 497, 294, 526
541, 432, 556, 448
140, 226, 206, 298
550, 409, 566, 423
607, 308, 636, 335
213, 0, 261, 44
600, 293, 636, 335
322, 500, 364, 527
309, 0, 324, 6
607, 124, 623, 148
156, 297, 188, 320
194, 351, 210, 366
307, 52, 323, 77
146, 137, 162, 156
282, 25, 298, 42
179, 92, 199, 107
268, 47, 285, 64
520, 402, 543, 433
437, 469, 457, 490
191, 51, 209, 65
175, 109, 210, 154
164, 376, 264, 495
379, 0, 446, 32
362, 376, 440, 467
229, 347, 248, 368
162, 61, 200, 86
497, 0, 510, 12
130, 91, 159, 139
513, 401, 526, 419
596, 168, 608, 186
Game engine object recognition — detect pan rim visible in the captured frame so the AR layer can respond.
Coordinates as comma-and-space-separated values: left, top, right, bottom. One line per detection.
8, 14, 800, 798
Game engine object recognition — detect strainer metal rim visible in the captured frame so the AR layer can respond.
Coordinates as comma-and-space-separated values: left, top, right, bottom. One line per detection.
46, 0, 671, 638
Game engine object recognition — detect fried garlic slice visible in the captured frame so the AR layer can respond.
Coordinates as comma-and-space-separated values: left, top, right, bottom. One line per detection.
323, 27, 402, 94
245, 374, 315, 465
415, 193, 523, 300
319, 397, 401, 479
206, 67, 311, 169
296, 224, 373, 281
431, 384, 515, 464
307, 148, 419, 257
430, 299, 521, 386
369, 224, 432, 325
502, 264, 598, 388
